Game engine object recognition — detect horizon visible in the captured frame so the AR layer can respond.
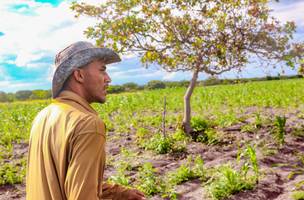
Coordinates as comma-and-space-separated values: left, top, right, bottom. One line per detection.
0, 0, 303, 93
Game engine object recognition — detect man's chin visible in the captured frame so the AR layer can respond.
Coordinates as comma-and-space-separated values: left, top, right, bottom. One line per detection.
97, 97, 106, 104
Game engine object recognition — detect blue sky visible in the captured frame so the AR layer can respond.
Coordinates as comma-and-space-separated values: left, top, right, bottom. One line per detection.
0, 0, 303, 93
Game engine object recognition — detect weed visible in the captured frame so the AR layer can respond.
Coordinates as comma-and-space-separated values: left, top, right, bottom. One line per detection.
167, 156, 205, 185
172, 128, 189, 142
254, 113, 262, 129
237, 144, 259, 182
191, 116, 210, 132
108, 160, 132, 186
136, 162, 163, 196
196, 129, 220, 145
209, 165, 255, 200
292, 125, 304, 137
0, 159, 26, 185
295, 180, 304, 190
143, 132, 187, 154
272, 116, 287, 145
292, 191, 304, 200
143, 133, 173, 154
241, 124, 256, 133
136, 127, 149, 139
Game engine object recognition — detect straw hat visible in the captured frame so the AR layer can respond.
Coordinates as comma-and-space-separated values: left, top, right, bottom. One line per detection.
52, 41, 121, 98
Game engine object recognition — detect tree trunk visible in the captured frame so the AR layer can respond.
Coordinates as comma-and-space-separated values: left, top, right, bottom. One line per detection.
182, 69, 199, 136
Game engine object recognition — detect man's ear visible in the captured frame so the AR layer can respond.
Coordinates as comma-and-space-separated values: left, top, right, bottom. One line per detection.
72, 69, 85, 83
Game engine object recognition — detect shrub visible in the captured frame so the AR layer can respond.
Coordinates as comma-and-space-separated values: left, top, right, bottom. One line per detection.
122, 82, 139, 91
107, 85, 125, 94
145, 80, 166, 90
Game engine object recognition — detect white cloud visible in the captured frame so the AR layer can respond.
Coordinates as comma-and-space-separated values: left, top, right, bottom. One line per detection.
162, 72, 178, 81
0, 80, 49, 92
0, 0, 98, 69
270, 1, 304, 28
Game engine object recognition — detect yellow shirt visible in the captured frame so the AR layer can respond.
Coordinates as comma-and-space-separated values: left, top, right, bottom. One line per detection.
26, 91, 127, 200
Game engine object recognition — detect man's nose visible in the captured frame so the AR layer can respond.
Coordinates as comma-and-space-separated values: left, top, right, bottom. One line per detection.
105, 73, 111, 83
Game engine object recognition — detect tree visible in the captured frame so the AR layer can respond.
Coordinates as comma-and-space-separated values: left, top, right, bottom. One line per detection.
299, 64, 304, 76
122, 82, 139, 91
107, 85, 125, 93
72, 0, 304, 136
0, 91, 8, 102
30, 89, 52, 100
145, 80, 166, 90
15, 90, 32, 101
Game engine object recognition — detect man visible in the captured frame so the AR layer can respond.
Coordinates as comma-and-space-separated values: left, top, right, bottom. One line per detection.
26, 41, 146, 200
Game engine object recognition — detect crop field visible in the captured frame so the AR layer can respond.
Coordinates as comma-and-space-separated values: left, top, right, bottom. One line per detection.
1, 78, 304, 200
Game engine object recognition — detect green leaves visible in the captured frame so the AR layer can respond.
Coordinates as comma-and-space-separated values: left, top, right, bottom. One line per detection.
72, 0, 303, 75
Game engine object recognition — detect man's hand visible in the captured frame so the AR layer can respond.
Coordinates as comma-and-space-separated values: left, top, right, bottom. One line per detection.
125, 189, 146, 200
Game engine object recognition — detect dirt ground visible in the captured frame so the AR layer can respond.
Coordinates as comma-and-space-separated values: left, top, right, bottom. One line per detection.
1, 108, 304, 200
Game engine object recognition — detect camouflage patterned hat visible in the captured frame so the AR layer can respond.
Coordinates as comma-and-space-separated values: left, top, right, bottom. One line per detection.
52, 41, 121, 98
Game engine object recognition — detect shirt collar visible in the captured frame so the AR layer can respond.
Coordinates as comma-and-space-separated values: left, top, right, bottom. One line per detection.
55, 90, 98, 115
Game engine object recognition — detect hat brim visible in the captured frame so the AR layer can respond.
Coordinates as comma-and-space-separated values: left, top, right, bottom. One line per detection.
52, 47, 121, 98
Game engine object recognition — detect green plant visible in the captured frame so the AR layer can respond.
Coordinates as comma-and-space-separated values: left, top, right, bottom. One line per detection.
254, 113, 262, 129
292, 191, 304, 200
196, 128, 220, 145
0, 160, 26, 185
167, 156, 205, 185
237, 144, 259, 182
272, 116, 287, 145
136, 162, 163, 196
191, 116, 210, 132
108, 161, 131, 187
172, 128, 189, 142
193, 156, 205, 179
241, 123, 256, 133
209, 165, 255, 200
143, 133, 173, 154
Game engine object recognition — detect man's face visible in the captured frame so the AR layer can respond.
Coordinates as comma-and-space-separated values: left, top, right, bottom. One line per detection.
82, 59, 111, 103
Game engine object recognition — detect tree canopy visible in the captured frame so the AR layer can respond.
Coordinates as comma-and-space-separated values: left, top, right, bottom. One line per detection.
71, 0, 304, 135
72, 0, 303, 74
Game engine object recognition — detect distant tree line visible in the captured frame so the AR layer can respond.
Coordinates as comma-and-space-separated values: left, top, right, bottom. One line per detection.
0, 74, 302, 102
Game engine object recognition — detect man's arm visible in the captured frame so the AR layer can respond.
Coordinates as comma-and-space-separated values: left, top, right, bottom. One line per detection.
64, 132, 106, 200
102, 183, 146, 200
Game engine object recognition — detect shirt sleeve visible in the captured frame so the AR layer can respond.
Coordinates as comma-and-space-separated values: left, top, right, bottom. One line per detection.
101, 183, 130, 200
64, 131, 106, 200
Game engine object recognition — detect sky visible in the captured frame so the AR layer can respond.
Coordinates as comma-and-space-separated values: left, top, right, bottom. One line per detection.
0, 0, 303, 93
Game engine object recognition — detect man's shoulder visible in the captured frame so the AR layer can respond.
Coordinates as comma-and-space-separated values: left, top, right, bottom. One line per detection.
32, 102, 106, 137
75, 114, 106, 136
49, 102, 106, 136
34, 102, 103, 127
